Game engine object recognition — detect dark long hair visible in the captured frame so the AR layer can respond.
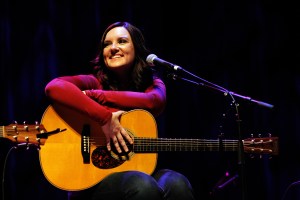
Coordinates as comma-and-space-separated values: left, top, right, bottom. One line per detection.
91, 21, 155, 91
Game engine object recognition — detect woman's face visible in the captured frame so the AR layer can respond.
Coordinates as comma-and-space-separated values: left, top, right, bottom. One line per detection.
103, 27, 135, 72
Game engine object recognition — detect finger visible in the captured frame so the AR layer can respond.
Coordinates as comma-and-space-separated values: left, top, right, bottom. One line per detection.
123, 133, 133, 144
106, 140, 111, 151
112, 137, 122, 153
121, 129, 133, 144
116, 133, 128, 152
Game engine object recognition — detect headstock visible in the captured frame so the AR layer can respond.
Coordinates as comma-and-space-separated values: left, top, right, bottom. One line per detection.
0, 122, 47, 146
243, 136, 279, 156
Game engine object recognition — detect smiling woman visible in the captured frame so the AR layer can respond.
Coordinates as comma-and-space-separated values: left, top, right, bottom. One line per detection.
102, 27, 135, 73
1, 1, 297, 199
44, 21, 196, 200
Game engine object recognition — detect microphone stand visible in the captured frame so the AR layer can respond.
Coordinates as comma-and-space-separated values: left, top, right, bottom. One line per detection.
167, 67, 273, 200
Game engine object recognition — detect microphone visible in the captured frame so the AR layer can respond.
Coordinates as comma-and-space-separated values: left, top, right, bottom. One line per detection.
146, 54, 182, 71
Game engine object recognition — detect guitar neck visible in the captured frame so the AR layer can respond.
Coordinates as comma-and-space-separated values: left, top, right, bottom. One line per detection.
133, 138, 239, 152
132, 137, 279, 155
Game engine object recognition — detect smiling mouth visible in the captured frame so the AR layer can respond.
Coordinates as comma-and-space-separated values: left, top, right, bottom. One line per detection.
111, 55, 122, 59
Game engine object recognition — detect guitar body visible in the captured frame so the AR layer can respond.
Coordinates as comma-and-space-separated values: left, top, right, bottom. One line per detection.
39, 104, 158, 191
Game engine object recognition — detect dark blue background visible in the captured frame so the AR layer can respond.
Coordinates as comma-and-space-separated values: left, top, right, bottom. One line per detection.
1, 1, 299, 200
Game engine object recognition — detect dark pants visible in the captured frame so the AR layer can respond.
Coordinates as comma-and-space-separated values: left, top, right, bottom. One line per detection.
68, 169, 196, 200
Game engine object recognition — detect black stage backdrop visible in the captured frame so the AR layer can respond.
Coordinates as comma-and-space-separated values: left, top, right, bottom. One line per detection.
1, 1, 299, 200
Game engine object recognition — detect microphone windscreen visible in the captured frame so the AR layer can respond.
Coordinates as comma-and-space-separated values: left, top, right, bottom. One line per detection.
146, 54, 157, 66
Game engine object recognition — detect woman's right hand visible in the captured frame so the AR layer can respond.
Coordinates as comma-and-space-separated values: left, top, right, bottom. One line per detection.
101, 111, 134, 153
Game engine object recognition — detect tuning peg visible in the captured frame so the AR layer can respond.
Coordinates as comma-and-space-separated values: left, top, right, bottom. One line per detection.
36, 138, 41, 150
13, 135, 18, 142
34, 121, 40, 131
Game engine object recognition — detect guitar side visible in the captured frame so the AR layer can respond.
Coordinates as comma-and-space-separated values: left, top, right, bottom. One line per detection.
39, 104, 158, 191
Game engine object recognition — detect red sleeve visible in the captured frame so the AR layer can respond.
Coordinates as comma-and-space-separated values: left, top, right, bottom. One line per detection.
44, 74, 112, 125
84, 78, 166, 117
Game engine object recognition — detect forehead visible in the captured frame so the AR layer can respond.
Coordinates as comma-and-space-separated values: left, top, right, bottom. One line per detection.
105, 27, 131, 40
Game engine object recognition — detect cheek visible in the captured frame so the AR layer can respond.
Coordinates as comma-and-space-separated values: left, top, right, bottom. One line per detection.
127, 47, 135, 61
103, 59, 109, 66
126, 54, 135, 66
103, 50, 109, 64
103, 49, 109, 58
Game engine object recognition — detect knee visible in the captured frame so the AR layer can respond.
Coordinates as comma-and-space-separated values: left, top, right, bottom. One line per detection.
124, 171, 164, 199
126, 171, 161, 190
155, 169, 196, 200
155, 169, 194, 191
158, 169, 191, 183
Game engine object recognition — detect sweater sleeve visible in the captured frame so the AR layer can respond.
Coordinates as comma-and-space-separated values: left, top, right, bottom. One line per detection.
44, 74, 112, 125
84, 78, 167, 117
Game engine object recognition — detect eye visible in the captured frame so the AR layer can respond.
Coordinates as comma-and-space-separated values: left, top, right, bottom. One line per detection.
118, 38, 128, 44
103, 41, 111, 48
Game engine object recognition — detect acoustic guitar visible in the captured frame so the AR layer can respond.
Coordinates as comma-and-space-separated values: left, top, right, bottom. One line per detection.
0, 104, 279, 191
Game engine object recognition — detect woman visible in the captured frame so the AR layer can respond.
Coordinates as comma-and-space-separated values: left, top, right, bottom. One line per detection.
45, 21, 195, 200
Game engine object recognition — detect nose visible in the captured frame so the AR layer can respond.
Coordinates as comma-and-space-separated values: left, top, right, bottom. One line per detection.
111, 42, 120, 49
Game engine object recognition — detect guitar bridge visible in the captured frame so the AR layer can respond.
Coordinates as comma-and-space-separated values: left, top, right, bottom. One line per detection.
81, 124, 90, 164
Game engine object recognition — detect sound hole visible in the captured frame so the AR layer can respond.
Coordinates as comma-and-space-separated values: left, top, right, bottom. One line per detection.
91, 147, 124, 169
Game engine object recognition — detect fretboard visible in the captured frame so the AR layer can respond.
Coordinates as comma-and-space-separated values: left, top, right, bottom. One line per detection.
133, 138, 239, 152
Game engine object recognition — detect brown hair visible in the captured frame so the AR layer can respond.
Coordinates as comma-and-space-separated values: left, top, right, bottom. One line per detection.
91, 21, 154, 91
